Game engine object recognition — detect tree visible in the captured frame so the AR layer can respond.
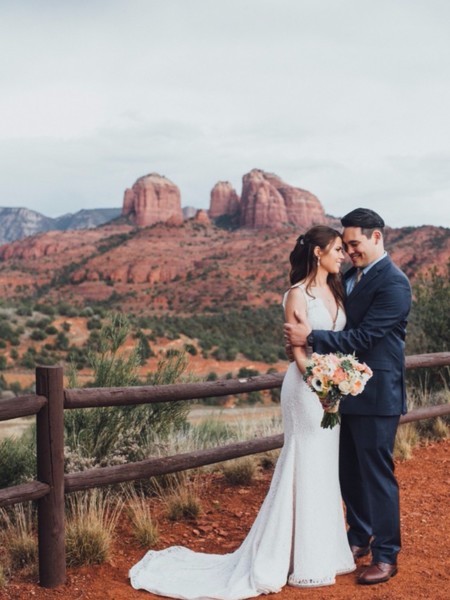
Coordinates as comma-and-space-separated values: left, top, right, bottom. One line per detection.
406, 264, 450, 389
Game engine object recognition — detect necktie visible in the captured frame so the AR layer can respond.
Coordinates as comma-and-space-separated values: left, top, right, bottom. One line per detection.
354, 268, 363, 285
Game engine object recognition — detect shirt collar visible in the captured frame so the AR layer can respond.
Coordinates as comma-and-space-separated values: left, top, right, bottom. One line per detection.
361, 251, 387, 275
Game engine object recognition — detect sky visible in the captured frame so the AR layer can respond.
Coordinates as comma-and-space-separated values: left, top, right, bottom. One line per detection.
0, 0, 449, 228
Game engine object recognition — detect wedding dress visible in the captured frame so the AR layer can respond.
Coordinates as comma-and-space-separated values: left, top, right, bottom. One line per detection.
129, 284, 355, 599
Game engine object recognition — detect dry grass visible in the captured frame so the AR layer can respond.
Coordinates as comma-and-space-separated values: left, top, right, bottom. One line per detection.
0, 504, 37, 574
221, 456, 257, 486
65, 490, 123, 567
126, 489, 159, 547
394, 423, 420, 461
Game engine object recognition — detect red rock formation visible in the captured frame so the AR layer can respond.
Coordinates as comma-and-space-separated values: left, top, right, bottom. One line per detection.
122, 173, 183, 227
193, 209, 211, 225
209, 182, 240, 219
239, 170, 288, 228
239, 169, 327, 229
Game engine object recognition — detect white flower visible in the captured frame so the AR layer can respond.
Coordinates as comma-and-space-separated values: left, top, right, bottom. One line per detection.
338, 380, 352, 394
311, 377, 324, 392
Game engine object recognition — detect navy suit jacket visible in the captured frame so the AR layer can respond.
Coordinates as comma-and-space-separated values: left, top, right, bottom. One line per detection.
312, 255, 412, 416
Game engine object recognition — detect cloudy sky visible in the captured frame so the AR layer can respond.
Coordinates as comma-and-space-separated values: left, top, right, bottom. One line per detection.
1, 0, 449, 228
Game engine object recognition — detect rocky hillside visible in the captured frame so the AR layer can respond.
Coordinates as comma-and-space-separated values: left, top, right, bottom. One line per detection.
0, 218, 448, 317
0, 207, 121, 244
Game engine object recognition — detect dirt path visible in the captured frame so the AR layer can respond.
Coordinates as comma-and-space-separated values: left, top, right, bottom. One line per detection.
1, 439, 449, 600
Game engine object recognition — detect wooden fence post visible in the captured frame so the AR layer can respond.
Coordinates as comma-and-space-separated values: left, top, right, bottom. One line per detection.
36, 366, 66, 588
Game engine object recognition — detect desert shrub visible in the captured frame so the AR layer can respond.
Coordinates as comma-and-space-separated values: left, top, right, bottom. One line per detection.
56, 302, 78, 317
64, 314, 190, 466
221, 457, 256, 486
87, 317, 102, 330
55, 331, 69, 350
184, 343, 197, 356
20, 348, 37, 369
66, 345, 88, 369
16, 304, 33, 316
34, 303, 55, 316
0, 321, 18, 343
136, 331, 154, 364
30, 329, 47, 341
0, 356, 6, 370
0, 435, 35, 488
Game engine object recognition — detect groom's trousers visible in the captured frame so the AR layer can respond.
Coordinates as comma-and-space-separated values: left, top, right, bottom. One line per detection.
339, 414, 401, 565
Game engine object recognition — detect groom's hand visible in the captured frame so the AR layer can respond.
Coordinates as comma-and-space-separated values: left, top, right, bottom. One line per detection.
284, 311, 312, 348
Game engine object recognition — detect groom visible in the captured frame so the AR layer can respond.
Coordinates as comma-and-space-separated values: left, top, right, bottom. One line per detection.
284, 208, 412, 585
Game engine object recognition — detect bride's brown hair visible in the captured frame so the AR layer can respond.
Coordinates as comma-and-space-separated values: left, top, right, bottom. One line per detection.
289, 225, 345, 306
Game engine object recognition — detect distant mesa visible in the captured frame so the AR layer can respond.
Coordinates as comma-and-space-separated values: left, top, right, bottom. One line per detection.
209, 181, 240, 220
122, 173, 184, 227
208, 169, 327, 229
121, 169, 326, 231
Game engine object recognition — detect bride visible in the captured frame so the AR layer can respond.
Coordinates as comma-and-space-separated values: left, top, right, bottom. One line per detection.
129, 225, 355, 599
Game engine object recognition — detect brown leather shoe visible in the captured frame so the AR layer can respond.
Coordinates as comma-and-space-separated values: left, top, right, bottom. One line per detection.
350, 545, 370, 560
357, 562, 398, 585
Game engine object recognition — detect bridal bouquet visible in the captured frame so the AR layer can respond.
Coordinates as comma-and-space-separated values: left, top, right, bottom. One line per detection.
303, 352, 373, 429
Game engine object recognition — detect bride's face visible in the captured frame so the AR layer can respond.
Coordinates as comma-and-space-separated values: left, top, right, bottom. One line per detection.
319, 237, 345, 274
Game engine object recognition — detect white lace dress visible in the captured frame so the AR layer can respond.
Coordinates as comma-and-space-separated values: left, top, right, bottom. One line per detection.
129, 284, 355, 599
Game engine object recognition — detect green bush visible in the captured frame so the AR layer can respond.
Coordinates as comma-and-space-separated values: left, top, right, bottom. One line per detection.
0, 435, 36, 488
64, 314, 190, 466
406, 265, 450, 389
30, 329, 47, 341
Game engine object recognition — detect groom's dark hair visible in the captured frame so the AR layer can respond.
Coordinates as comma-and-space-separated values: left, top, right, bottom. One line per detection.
341, 207, 385, 238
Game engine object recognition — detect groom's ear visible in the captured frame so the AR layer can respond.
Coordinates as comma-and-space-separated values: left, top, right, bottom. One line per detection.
372, 230, 382, 244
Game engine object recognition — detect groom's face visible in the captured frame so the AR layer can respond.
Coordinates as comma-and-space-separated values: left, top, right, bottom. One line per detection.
342, 227, 381, 268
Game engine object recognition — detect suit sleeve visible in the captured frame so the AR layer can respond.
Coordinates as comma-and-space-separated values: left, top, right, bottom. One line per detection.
312, 275, 411, 355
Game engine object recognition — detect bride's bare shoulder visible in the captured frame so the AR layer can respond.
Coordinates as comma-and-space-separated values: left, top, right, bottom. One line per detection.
284, 283, 308, 311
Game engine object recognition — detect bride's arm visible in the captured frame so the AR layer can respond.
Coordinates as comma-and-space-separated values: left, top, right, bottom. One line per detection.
284, 288, 310, 374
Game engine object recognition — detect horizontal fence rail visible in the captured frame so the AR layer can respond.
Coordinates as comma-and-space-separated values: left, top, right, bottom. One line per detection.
0, 394, 47, 421
0, 351, 448, 588
63, 351, 450, 410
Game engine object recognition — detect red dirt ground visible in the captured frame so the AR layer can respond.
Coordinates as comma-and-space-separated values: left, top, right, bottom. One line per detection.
1, 439, 449, 600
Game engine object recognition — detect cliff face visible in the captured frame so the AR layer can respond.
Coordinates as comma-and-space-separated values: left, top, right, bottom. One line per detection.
239, 169, 327, 229
209, 182, 240, 219
122, 173, 183, 227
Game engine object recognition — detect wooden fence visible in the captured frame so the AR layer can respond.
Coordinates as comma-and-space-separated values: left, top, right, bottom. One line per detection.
0, 351, 449, 588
